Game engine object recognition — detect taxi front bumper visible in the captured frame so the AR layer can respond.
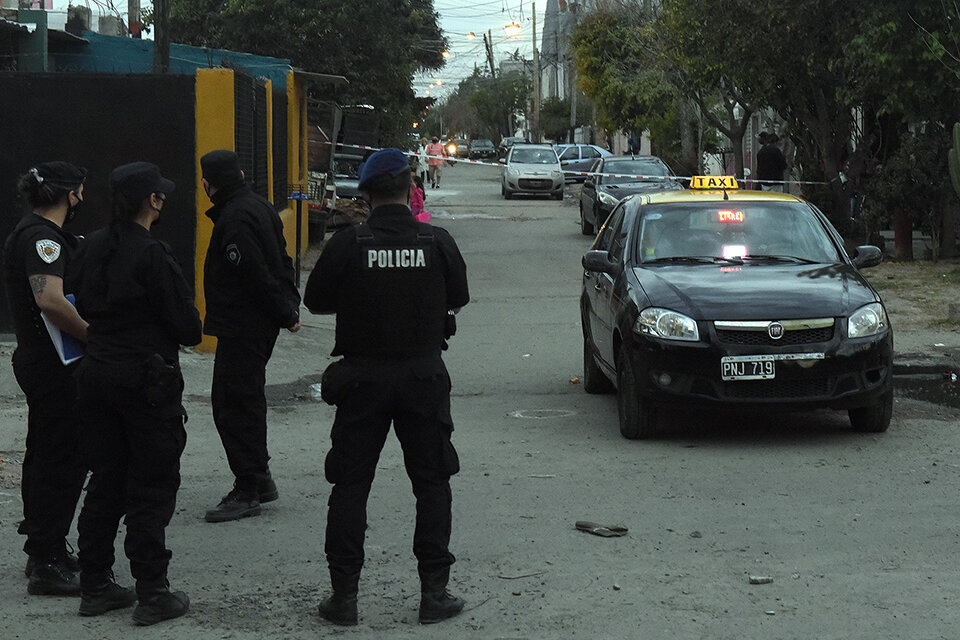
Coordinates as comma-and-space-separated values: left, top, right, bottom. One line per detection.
622, 324, 893, 411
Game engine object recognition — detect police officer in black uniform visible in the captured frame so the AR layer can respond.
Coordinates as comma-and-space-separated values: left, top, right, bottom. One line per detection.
200, 150, 301, 523
3, 161, 89, 596
304, 148, 470, 626
73, 162, 202, 625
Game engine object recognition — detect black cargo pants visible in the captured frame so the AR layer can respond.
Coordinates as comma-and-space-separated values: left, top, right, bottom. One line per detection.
75, 362, 186, 583
12, 349, 85, 560
323, 354, 460, 579
211, 332, 278, 492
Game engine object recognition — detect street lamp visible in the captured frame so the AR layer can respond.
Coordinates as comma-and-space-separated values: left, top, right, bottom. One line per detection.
466, 32, 476, 40
504, 21, 522, 37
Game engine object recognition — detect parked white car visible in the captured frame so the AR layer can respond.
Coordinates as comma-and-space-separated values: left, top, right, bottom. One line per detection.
501, 144, 564, 200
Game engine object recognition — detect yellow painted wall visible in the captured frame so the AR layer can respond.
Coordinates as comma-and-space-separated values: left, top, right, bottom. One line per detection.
194, 68, 235, 353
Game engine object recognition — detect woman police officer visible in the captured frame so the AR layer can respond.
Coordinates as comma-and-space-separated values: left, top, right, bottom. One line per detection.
72, 162, 202, 624
3, 161, 89, 596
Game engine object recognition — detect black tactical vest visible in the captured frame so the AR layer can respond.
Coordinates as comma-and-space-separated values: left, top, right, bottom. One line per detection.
334, 222, 447, 358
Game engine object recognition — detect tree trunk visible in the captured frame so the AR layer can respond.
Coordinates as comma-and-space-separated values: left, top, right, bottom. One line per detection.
893, 208, 913, 261
679, 100, 696, 175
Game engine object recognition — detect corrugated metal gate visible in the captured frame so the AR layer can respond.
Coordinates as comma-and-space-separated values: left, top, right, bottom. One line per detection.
272, 87, 288, 206
233, 67, 270, 200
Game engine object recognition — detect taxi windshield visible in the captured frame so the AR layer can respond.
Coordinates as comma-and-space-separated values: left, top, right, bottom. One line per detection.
601, 160, 670, 184
510, 148, 557, 164
636, 202, 841, 265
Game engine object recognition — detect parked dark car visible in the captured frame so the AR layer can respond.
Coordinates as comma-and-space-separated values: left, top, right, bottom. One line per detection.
469, 138, 497, 159
579, 155, 679, 235
581, 179, 892, 439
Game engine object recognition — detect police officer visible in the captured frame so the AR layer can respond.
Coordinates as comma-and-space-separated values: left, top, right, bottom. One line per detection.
200, 150, 301, 523
73, 162, 201, 624
304, 148, 470, 626
3, 161, 89, 596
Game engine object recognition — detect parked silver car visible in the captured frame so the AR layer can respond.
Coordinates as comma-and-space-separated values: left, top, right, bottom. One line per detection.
501, 144, 564, 200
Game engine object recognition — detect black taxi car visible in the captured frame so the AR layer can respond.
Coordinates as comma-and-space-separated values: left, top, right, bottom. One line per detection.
581, 176, 892, 439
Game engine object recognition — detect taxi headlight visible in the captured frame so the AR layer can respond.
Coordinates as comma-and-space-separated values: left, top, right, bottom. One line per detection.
847, 302, 888, 338
598, 191, 620, 206
634, 307, 700, 342
552, 170, 563, 178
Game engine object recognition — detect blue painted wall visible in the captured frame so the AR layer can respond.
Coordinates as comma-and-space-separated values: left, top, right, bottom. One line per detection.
49, 31, 291, 86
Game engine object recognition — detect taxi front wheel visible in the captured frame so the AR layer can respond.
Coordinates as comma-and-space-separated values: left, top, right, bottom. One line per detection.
848, 389, 893, 433
616, 344, 658, 439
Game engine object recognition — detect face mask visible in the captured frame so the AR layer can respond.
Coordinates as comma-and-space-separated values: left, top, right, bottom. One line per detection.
65, 193, 83, 224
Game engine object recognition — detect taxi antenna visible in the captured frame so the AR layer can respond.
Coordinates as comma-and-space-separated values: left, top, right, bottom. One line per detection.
723, 187, 729, 200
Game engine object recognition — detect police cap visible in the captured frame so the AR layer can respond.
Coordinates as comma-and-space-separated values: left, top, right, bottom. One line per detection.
200, 149, 244, 190
357, 148, 411, 191
110, 162, 175, 204
29, 161, 87, 189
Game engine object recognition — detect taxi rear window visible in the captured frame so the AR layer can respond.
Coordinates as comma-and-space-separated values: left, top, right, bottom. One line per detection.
636, 202, 841, 264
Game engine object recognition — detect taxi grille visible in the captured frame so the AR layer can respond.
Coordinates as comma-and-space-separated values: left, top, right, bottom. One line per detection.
716, 326, 834, 346
518, 178, 551, 190
723, 377, 833, 399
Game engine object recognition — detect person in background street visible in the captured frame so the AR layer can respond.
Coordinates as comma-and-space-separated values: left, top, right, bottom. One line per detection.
756, 131, 788, 192
73, 162, 201, 624
417, 139, 430, 185
628, 135, 639, 155
304, 148, 469, 627
200, 150, 302, 523
3, 161, 88, 596
410, 171, 430, 222
426, 137, 444, 189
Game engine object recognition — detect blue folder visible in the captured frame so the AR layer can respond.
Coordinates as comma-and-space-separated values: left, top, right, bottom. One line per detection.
41, 293, 84, 365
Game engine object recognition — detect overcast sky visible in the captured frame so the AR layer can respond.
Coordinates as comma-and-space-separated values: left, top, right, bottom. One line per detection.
420, 0, 549, 99
45, 1, 547, 100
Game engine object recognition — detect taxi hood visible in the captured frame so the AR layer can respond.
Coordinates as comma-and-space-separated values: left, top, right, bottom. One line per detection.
634, 262, 880, 320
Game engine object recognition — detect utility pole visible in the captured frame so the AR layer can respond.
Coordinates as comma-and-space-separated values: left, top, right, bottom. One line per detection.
128, 0, 141, 38
532, 1, 540, 143
153, 0, 170, 72
484, 29, 496, 78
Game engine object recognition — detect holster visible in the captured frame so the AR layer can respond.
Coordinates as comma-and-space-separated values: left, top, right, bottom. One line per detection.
320, 359, 359, 406
143, 353, 180, 407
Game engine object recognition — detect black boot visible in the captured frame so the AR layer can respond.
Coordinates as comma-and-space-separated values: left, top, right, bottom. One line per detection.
132, 579, 189, 626
256, 470, 279, 503
204, 487, 261, 523
27, 558, 81, 596
418, 566, 465, 624
79, 571, 137, 616
318, 569, 359, 626
26, 542, 80, 577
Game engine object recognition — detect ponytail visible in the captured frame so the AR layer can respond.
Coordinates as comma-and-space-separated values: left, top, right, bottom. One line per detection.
17, 169, 70, 209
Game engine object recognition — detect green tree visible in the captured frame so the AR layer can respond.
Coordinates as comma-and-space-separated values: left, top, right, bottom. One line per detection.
538, 96, 590, 142
570, 9, 678, 145
168, 0, 447, 146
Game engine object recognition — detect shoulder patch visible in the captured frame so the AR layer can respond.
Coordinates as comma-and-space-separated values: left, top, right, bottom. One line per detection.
35, 239, 61, 264
226, 243, 241, 266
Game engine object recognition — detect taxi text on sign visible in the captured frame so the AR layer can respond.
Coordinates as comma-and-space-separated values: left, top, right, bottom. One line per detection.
691, 176, 739, 190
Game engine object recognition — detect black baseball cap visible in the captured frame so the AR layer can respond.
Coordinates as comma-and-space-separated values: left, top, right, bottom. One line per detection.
110, 162, 175, 204
200, 149, 244, 190
30, 161, 87, 189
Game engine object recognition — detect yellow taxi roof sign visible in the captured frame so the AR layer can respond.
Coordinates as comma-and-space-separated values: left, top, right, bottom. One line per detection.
690, 175, 739, 190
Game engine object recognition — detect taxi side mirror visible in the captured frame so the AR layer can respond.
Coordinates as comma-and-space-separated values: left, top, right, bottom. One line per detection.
584, 178, 595, 188
583, 250, 619, 275
499, 158, 506, 164
851, 245, 882, 269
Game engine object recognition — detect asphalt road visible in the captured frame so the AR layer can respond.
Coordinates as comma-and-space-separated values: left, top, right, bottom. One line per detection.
1, 162, 960, 639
